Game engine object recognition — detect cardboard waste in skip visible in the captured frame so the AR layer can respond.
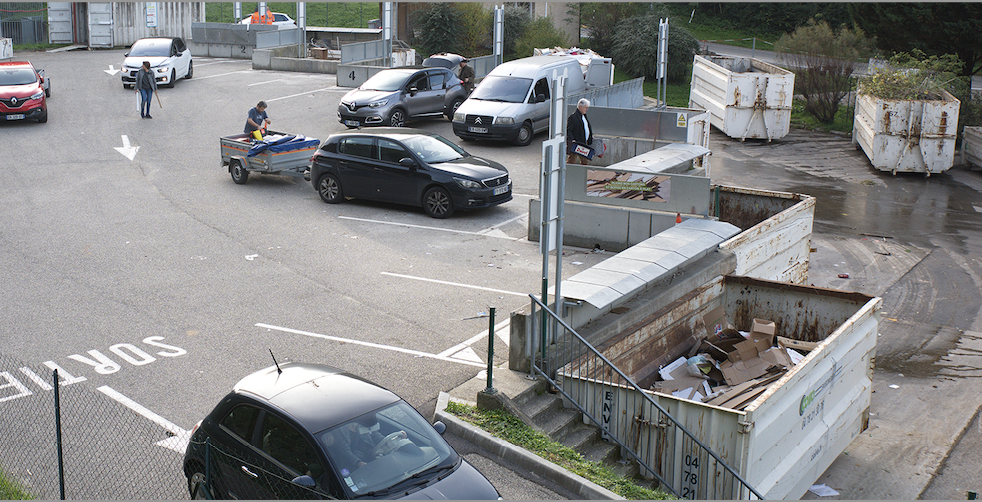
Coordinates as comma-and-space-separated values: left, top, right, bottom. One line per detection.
718, 319, 792, 385
654, 356, 712, 401
703, 305, 735, 340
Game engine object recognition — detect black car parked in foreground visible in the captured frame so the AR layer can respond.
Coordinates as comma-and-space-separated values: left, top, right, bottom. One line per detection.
310, 128, 512, 218
183, 362, 501, 500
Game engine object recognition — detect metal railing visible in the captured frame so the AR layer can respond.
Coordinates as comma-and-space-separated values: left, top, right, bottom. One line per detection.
528, 295, 762, 500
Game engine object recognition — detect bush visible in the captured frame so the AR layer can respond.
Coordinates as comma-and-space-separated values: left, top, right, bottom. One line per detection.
454, 3, 492, 57
415, 4, 463, 57
776, 20, 870, 123
610, 14, 700, 83
512, 17, 570, 59
501, 5, 532, 60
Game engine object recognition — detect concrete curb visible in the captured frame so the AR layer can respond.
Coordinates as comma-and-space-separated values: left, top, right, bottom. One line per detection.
435, 392, 625, 501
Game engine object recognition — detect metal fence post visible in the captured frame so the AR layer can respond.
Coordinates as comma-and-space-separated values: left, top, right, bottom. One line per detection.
53, 369, 65, 500
485, 307, 496, 392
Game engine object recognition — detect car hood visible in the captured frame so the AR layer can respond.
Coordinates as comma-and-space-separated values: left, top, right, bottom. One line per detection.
400, 460, 500, 500
342, 89, 398, 104
455, 98, 527, 118
0, 82, 41, 96
431, 156, 508, 180
123, 56, 170, 69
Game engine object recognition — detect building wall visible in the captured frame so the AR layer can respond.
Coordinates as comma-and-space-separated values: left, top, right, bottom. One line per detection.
113, 2, 206, 47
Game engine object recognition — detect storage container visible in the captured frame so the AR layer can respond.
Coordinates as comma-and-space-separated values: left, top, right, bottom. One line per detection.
689, 55, 795, 141
852, 90, 960, 176
962, 126, 982, 170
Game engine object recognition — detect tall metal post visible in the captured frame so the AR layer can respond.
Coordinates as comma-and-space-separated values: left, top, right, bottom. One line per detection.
233, 2, 241, 23
297, 2, 306, 59
54, 369, 65, 500
383, 2, 392, 67
657, 18, 669, 109
485, 307, 496, 392
493, 6, 503, 67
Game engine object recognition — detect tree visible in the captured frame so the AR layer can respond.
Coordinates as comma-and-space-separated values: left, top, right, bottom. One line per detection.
609, 14, 700, 83
848, 3, 982, 76
501, 5, 531, 60
570, 3, 652, 56
453, 3, 492, 57
775, 20, 870, 124
513, 17, 569, 61
415, 4, 463, 58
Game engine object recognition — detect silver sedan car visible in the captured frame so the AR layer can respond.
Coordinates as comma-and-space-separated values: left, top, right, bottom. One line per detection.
337, 67, 467, 128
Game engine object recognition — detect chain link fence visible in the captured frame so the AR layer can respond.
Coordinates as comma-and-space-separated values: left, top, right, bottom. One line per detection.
189, 438, 331, 500
0, 353, 186, 499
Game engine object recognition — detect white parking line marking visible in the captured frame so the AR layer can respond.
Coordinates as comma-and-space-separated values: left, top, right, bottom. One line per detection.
437, 318, 510, 358
196, 70, 253, 80
256, 323, 486, 368
98, 386, 191, 453
380, 272, 527, 298
267, 87, 347, 102
249, 78, 287, 86
338, 216, 522, 239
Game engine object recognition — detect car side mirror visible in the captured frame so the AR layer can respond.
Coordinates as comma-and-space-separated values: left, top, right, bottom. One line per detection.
124, 52, 129, 57
399, 158, 416, 168
536, 94, 546, 103
432, 421, 446, 435
291, 475, 316, 487
408, 87, 418, 96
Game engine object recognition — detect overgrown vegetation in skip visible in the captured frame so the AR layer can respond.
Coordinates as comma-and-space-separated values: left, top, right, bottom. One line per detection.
445, 401, 673, 500
0, 472, 33, 500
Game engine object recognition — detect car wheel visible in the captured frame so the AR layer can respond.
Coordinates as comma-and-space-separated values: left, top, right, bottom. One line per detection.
230, 159, 249, 184
185, 61, 193, 79
167, 69, 176, 88
187, 469, 209, 499
123, 83, 130, 89
514, 121, 534, 146
45, 84, 51, 98
388, 109, 406, 127
446, 98, 463, 120
423, 187, 454, 219
37, 111, 47, 124
318, 174, 343, 203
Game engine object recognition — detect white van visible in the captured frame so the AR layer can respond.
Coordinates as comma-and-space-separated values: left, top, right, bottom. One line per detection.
451, 56, 586, 146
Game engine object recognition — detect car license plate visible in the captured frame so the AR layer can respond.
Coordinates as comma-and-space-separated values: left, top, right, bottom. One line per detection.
344, 120, 360, 127
493, 184, 509, 196
468, 126, 488, 134
5, 114, 24, 120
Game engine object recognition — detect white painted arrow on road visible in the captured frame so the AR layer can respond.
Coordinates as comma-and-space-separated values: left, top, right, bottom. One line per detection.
114, 135, 140, 160
104, 64, 120, 76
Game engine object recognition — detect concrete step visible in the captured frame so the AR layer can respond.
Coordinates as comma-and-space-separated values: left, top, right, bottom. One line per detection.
611, 459, 640, 481
578, 435, 622, 465
537, 405, 581, 442
510, 376, 548, 408
520, 391, 562, 423
561, 422, 601, 452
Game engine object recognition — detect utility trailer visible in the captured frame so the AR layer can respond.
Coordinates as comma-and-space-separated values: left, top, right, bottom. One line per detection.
220, 131, 320, 184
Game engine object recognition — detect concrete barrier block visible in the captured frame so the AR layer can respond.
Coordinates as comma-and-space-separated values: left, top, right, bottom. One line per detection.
253, 49, 271, 69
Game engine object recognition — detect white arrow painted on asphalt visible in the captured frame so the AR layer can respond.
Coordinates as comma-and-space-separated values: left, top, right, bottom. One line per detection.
114, 135, 139, 160
104, 64, 120, 76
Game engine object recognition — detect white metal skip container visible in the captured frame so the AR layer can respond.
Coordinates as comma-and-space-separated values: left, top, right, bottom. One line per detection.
689, 55, 795, 142
962, 126, 982, 170
852, 90, 960, 176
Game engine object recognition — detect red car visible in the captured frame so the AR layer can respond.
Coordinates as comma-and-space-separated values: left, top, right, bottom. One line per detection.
0, 61, 48, 123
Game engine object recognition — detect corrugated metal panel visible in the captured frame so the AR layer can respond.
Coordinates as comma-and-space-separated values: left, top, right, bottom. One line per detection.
853, 91, 960, 174
964, 126, 982, 168
689, 55, 795, 141
47, 3, 73, 44
113, 2, 206, 47
88, 3, 113, 48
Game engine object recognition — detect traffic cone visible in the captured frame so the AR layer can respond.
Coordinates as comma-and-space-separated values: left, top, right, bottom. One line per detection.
676, 213, 682, 224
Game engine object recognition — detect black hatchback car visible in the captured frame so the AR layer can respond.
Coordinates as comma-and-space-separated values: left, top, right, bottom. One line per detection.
183, 362, 501, 500
309, 128, 511, 218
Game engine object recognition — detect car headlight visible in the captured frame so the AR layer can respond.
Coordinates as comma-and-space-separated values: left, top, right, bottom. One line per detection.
453, 112, 465, 122
369, 99, 388, 108
495, 116, 514, 125
30, 91, 44, 101
454, 177, 483, 190
156, 67, 168, 74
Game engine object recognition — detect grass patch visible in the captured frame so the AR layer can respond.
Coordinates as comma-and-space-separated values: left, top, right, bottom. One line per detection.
445, 401, 674, 500
790, 99, 855, 134
206, 2, 380, 28
0, 472, 33, 500
613, 68, 691, 108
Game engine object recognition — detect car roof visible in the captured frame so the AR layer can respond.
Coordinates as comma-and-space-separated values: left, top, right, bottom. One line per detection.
0, 61, 35, 69
330, 127, 437, 141
232, 362, 400, 433
133, 37, 178, 44
489, 55, 579, 78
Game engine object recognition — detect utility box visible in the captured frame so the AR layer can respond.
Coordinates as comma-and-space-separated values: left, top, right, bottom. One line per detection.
558, 275, 880, 500
852, 90, 960, 176
961, 126, 982, 170
689, 55, 795, 141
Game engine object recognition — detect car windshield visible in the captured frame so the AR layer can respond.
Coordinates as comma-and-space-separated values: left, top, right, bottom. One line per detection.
403, 135, 467, 164
0, 68, 37, 86
128, 39, 170, 57
360, 71, 412, 92
470, 75, 532, 103
319, 401, 456, 498
422, 58, 453, 69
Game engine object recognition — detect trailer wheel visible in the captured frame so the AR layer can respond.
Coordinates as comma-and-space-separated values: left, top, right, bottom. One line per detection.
230, 160, 249, 184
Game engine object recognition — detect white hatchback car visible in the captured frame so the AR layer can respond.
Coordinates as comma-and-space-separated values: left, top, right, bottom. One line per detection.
121, 37, 192, 89
239, 11, 296, 27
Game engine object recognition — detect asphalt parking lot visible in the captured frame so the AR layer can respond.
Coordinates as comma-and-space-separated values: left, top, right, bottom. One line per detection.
3, 46, 982, 500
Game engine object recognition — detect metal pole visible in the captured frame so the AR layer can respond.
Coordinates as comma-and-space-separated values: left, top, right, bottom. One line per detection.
53, 369, 65, 500
485, 307, 496, 392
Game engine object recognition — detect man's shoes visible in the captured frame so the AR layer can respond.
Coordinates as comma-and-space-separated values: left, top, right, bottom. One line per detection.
141, 114, 145, 118
146, 115, 153, 119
